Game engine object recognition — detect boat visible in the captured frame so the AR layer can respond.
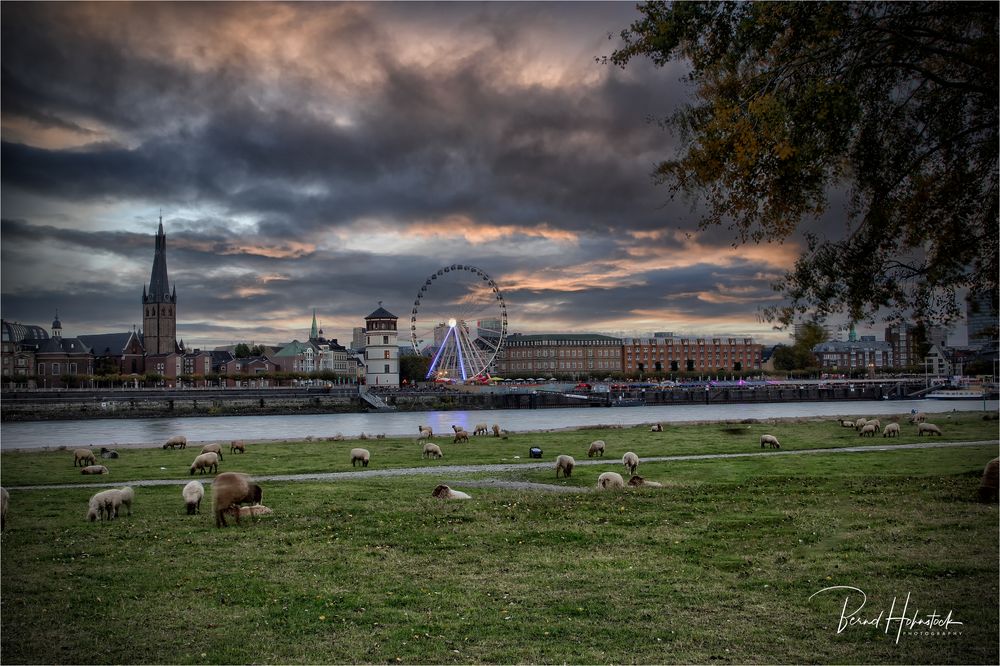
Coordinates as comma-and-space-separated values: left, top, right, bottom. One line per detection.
926, 388, 988, 400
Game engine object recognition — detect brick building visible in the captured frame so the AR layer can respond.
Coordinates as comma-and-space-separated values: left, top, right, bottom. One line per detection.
496, 333, 623, 377
622, 334, 763, 374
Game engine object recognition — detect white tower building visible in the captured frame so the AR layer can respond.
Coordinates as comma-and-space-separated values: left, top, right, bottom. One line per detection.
364, 303, 399, 387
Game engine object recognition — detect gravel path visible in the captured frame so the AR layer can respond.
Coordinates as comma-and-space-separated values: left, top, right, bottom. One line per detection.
9, 439, 997, 491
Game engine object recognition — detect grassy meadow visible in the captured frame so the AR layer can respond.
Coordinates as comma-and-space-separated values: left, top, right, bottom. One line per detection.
1, 413, 998, 664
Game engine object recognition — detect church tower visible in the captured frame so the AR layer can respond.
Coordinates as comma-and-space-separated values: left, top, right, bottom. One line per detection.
142, 215, 177, 355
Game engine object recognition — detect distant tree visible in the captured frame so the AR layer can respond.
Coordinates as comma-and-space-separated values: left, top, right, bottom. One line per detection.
400, 355, 431, 383
610, 2, 998, 327
773, 322, 828, 370
250, 344, 266, 357
233, 343, 252, 358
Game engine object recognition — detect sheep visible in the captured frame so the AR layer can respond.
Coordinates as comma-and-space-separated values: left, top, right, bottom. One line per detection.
182, 480, 204, 515
840, 420, 855, 428
882, 423, 901, 438
759, 434, 780, 449
623, 451, 639, 475
432, 484, 472, 500
597, 471, 625, 490
117, 486, 134, 517
650, 423, 663, 432
237, 505, 273, 519
422, 443, 444, 459
230, 440, 246, 454
86, 489, 122, 522
587, 440, 606, 458
451, 424, 463, 433
917, 422, 942, 436
909, 411, 927, 424
978, 457, 999, 503
555, 454, 575, 478
473, 423, 489, 436
351, 448, 370, 468
416, 430, 433, 443
99, 447, 120, 459
1, 487, 8, 530
359, 432, 369, 440
73, 448, 96, 467
866, 419, 881, 433
854, 418, 869, 431
453, 430, 470, 444
628, 475, 663, 488
419, 425, 434, 437
212, 472, 264, 528
200, 443, 224, 461
80, 465, 109, 475
163, 435, 187, 449
859, 423, 877, 437
492, 424, 501, 437
190, 452, 220, 475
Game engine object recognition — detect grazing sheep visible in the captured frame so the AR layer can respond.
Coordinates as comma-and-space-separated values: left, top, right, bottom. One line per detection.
622, 451, 640, 475
200, 443, 224, 461
555, 454, 575, 478
117, 487, 134, 516
917, 422, 942, 436
432, 484, 472, 500
451, 425, 463, 433
759, 434, 781, 449
422, 443, 444, 459
628, 475, 663, 488
587, 440, 606, 458
882, 423, 901, 438
859, 423, 877, 437
909, 411, 927, 424
453, 430, 470, 444
492, 424, 501, 437
978, 457, 999, 503
190, 452, 220, 475
866, 419, 881, 432
473, 423, 489, 436
212, 472, 264, 528
99, 447, 120, 459
597, 471, 625, 490
351, 448, 370, 468
80, 465, 109, 475
182, 480, 204, 515
840, 420, 856, 428
854, 418, 868, 431
237, 505, 273, 518
86, 489, 122, 522
163, 435, 187, 450
73, 448, 96, 467
650, 423, 663, 432
230, 440, 246, 454
1, 487, 8, 530
417, 430, 433, 443
419, 425, 434, 438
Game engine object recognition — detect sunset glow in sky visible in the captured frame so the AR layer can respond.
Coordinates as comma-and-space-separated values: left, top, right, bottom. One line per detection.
2, 1, 825, 348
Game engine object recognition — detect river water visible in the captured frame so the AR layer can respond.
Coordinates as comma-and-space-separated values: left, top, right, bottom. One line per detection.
1, 398, 996, 450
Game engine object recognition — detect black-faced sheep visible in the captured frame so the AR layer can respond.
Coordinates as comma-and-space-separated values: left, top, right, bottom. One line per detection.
351, 448, 370, 468
453, 430, 470, 444
628, 475, 663, 488
73, 448, 96, 467
587, 440, 606, 458
212, 472, 263, 528
190, 452, 220, 475
419, 425, 434, 438
422, 443, 443, 459
622, 451, 639, 475
859, 423, 877, 437
80, 465, 109, 475
492, 424, 501, 437
163, 435, 187, 449
917, 422, 942, 436
1, 487, 8, 530
230, 440, 246, 454
183, 480, 204, 515
866, 419, 881, 433
201, 443, 224, 461
882, 423, 900, 438
451, 424, 463, 433
473, 423, 489, 436
978, 457, 999, 503
597, 471, 625, 490
650, 423, 663, 432
432, 484, 472, 500
759, 434, 780, 449
99, 447, 120, 459
840, 420, 855, 428
555, 454, 575, 478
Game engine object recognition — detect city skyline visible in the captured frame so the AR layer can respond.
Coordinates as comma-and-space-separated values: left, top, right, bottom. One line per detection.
0, 2, 968, 348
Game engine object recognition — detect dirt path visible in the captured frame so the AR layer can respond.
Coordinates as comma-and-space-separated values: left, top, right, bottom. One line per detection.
10, 439, 997, 491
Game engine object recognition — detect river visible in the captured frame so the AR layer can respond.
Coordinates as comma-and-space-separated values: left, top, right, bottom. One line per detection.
1, 398, 996, 450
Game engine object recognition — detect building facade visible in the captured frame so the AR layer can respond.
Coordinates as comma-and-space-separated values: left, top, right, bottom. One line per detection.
142, 217, 177, 355
364, 304, 399, 387
496, 333, 623, 377
812, 337, 894, 371
622, 334, 763, 373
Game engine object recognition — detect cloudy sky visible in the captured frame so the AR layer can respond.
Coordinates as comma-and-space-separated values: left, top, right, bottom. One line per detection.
2, 1, 845, 349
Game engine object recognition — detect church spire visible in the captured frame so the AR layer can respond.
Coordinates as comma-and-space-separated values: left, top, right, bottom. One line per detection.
146, 214, 172, 304
310, 309, 319, 341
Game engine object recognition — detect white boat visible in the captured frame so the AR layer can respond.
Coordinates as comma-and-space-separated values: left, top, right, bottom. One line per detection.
926, 388, 988, 399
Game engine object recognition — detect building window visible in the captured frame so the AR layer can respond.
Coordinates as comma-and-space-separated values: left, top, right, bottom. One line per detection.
384, 351, 390, 359
38, 363, 45, 375
384, 364, 390, 373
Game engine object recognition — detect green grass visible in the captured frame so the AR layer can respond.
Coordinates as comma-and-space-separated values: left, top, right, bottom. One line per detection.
0, 421, 997, 664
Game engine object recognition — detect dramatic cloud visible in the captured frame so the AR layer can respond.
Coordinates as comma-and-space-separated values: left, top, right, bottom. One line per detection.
2, 1, 815, 348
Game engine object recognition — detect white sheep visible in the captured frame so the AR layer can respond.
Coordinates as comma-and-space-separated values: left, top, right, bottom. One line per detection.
1, 487, 8, 530
183, 480, 205, 515
759, 434, 780, 449
419, 425, 434, 438
453, 430, 470, 444
587, 440, 606, 458
87, 489, 121, 522
866, 419, 881, 433
628, 475, 663, 488
597, 471, 625, 490
909, 411, 927, 424
117, 486, 134, 516
73, 448, 96, 467
840, 419, 856, 428
212, 472, 263, 528
200, 443, 224, 461
882, 423, 901, 438
917, 422, 942, 436
422, 443, 444, 459
854, 418, 868, 431
237, 505, 273, 518
622, 451, 639, 475
351, 448, 371, 467
650, 423, 663, 432
555, 454, 575, 478
492, 424, 501, 437
163, 435, 187, 449
417, 430, 433, 443
80, 465, 110, 475
473, 423, 489, 436
432, 484, 471, 500
190, 452, 219, 475
230, 440, 246, 454
859, 423, 877, 437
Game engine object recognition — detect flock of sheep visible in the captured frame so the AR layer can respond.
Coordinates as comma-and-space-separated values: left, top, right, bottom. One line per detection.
837, 412, 943, 437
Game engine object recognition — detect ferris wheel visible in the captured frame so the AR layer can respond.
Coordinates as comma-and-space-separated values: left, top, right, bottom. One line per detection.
410, 265, 508, 382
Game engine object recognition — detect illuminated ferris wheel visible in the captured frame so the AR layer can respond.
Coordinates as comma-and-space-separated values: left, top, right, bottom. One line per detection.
410, 265, 508, 382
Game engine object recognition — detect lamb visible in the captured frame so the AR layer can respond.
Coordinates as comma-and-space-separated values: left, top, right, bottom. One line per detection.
86, 489, 122, 521
80, 465, 109, 475
909, 411, 927, 424
453, 430, 470, 444
200, 443, 224, 461
917, 422, 942, 436
759, 434, 780, 449
432, 484, 471, 500
882, 423, 901, 438
859, 423, 877, 437
422, 443, 443, 459
587, 440, 606, 458
99, 447, 120, 459
73, 448, 96, 467
237, 504, 273, 518
597, 471, 625, 490
1, 487, 8, 530
492, 424, 501, 437
555, 454, 575, 478
230, 440, 246, 454
163, 435, 187, 449
978, 457, 999, 503
212, 472, 264, 528
182, 480, 204, 515
190, 452, 220, 475
628, 475, 663, 488
623, 451, 639, 475
473, 423, 489, 436
351, 448, 370, 468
